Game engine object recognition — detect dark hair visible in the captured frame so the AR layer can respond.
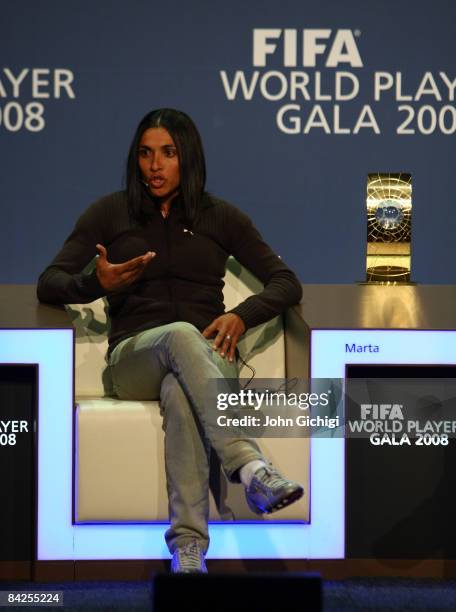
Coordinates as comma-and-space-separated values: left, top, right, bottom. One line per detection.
126, 108, 206, 227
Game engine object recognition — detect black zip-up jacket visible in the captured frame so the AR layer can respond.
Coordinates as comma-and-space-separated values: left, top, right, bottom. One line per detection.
37, 191, 302, 352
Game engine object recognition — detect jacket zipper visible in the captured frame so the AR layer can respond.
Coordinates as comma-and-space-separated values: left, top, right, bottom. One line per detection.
163, 215, 178, 321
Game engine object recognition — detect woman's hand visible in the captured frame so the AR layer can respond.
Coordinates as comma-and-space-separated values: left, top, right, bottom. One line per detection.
202, 313, 246, 362
95, 244, 155, 291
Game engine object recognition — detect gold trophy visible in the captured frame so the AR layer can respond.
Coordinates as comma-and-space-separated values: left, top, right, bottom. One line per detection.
366, 173, 412, 284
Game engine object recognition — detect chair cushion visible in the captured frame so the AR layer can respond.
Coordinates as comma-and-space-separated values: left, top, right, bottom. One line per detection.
76, 398, 310, 523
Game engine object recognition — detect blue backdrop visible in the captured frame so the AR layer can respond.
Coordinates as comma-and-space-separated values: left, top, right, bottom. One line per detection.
1, 0, 455, 284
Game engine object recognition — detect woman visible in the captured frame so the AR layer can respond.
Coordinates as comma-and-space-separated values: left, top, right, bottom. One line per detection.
37, 108, 303, 573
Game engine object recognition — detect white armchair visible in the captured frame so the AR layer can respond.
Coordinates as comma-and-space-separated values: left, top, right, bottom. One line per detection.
69, 258, 310, 524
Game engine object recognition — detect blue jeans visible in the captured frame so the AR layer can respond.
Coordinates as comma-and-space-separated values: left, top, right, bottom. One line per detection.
107, 321, 263, 553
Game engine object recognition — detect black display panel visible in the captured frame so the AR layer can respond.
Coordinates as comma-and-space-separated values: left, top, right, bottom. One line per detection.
0, 365, 36, 562
346, 364, 456, 559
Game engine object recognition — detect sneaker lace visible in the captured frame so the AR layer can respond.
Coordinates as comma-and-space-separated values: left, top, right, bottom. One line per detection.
178, 541, 203, 569
256, 466, 288, 488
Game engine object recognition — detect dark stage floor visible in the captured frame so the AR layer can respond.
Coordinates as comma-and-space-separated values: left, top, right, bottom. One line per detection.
2, 578, 456, 611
